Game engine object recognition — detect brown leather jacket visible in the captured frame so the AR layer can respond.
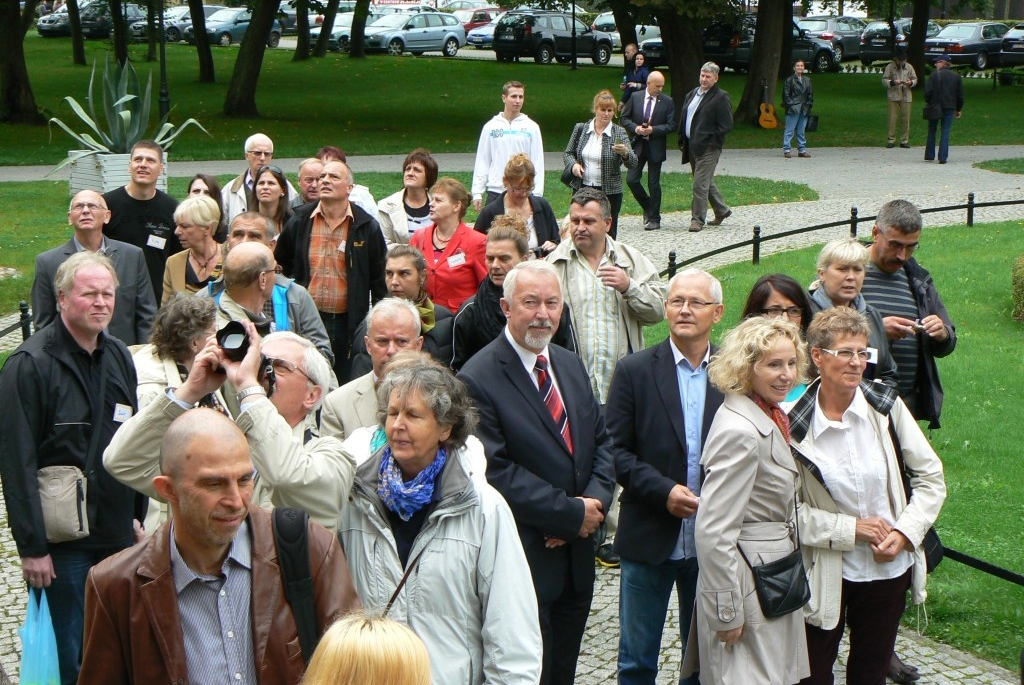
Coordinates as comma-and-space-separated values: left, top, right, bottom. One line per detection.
79, 505, 360, 684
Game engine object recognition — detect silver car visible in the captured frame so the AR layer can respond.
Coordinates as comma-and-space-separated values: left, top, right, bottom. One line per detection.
363, 10, 466, 56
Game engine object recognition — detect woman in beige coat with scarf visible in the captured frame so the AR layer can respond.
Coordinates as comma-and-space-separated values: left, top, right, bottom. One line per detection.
686, 317, 811, 685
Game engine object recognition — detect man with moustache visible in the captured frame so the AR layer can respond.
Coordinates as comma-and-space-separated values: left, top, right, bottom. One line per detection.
606, 269, 725, 685
33, 190, 156, 346
459, 260, 615, 685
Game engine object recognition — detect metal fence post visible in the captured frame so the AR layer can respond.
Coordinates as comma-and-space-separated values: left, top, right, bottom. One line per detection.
967, 192, 975, 227
19, 301, 31, 342
752, 226, 761, 265
667, 251, 677, 279
849, 207, 859, 238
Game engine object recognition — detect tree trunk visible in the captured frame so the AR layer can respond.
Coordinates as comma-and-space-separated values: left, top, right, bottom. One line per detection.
909, 0, 930, 88
67, 0, 86, 65
654, 9, 703, 123
292, 0, 310, 61
778, 1, 793, 80
223, 0, 281, 117
0, 0, 45, 123
348, 0, 371, 58
189, 0, 215, 82
109, 0, 129, 66
313, 0, 339, 56
145, 0, 157, 61
734, 0, 785, 126
612, 6, 636, 49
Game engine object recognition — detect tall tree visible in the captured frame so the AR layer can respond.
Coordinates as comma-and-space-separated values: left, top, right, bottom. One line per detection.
0, 0, 45, 123
223, 0, 281, 116
188, 0, 216, 83
291, 0, 311, 61
348, 0, 372, 58
109, 0, 130, 66
908, 0, 931, 85
313, 0, 340, 57
144, 0, 158, 62
733, 0, 786, 126
67, 0, 86, 65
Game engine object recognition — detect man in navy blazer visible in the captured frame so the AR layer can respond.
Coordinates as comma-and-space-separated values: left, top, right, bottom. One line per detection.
605, 268, 725, 685
460, 260, 615, 685
621, 70, 676, 231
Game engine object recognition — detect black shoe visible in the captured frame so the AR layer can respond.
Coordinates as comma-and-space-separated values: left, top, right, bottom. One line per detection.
888, 653, 921, 683
596, 544, 620, 568
644, 222, 660, 231
886, 143, 895, 148
900, 143, 911, 149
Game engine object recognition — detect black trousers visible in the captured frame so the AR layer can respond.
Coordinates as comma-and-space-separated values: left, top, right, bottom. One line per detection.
319, 311, 351, 384
537, 561, 594, 685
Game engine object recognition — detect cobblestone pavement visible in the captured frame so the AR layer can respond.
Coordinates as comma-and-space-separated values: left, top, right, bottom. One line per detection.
1, 146, 1022, 681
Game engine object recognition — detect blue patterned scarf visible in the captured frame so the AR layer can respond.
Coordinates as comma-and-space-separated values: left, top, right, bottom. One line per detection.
376, 443, 448, 521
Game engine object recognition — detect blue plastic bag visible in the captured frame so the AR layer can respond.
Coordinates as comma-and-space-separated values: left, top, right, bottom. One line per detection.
18, 589, 60, 685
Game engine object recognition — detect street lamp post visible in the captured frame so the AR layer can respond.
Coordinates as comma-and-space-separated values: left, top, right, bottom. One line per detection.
158, 0, 170, 118
570, 3, 577, 71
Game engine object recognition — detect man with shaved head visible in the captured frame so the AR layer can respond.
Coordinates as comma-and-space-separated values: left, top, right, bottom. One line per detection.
223, 133, 298, 223
32, 189, 157, 345
81, 408, 360, 683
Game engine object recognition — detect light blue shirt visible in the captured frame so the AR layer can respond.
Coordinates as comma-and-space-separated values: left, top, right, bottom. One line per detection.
669, 340, 710, 561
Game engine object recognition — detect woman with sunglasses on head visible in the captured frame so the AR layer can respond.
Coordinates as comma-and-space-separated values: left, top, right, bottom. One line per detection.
473, 153, 560, 257
742, 273, 815, 401
249, 165, 293, 241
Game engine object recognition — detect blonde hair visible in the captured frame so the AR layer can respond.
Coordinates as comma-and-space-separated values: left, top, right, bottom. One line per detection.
592, 89, 617, 113
708, 317, 808, 395
300, 614, 431, 685
430, 177, 471, 220
503, 152, 535, 188
174, 194, 221, 231
816, 237, 869, 271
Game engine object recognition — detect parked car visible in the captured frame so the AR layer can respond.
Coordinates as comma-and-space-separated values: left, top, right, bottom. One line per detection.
441, 0, 492, 9
129, 5, 207, 42
454, 6, 500, 32
641, 16, 838, 73
36, 1, 98, 36
164, 4, 225, 42
278, 0, 322, 34
363, 11, 466, 56
590, 10, 659, 51
859, 18, 941, 65
925, 21, 1009, 70
493, 9, 614, 65
466, 12, 504, 48
80, 3, 145, 39
183, 7, 282, 47
797, 15, 867, 61
309, 10, 381, 52
372, 3, 434, 15
1001, 22, 1024, 67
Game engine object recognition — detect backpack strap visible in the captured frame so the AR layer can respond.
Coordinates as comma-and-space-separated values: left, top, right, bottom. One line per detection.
272, 507, 318, 664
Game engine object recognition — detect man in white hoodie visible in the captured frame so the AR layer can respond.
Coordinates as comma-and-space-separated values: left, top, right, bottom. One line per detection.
471, 81, 545, 211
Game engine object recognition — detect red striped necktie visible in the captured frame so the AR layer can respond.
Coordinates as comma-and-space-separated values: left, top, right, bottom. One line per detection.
535, 354, 573, 454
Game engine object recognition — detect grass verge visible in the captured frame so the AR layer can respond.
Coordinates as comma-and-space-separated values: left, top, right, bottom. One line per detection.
974, 158, 1024, 174
645, 219, 1024, 672
2, 35, 1022, 164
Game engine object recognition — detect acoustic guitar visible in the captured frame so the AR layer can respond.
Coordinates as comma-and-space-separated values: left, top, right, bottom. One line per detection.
758, 79, 778, 130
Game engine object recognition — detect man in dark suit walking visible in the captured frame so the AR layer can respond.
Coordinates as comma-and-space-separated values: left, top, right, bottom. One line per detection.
606, 268, 725, 685
678, 62, 734, 233
459, 260, 616, 685
924, 54, 964, 164
622, 70, 675, 231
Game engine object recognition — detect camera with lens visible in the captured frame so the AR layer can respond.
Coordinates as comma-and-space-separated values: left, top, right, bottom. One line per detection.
216, 320, 278, 396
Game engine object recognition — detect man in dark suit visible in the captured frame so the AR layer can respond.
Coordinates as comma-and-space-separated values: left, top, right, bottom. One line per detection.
606, 268, 725, 685
32, 190, 157, 346
924, 54, 964, 164
459, 260, 616, 685
621, 70, 675, 231
678, 62, 734, 233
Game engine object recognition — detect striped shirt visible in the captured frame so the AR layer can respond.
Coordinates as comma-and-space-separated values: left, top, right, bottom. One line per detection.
862, 263, 920, 399
307, 203, 352, 314
171, 520, 256, 685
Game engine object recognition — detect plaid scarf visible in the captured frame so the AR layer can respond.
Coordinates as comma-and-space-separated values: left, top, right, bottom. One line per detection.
787, 378, 899, 443
376, 444, 448, 521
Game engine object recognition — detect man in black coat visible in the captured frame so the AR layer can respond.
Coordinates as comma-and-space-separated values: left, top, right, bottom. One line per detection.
621, 70, 676, 231
459, 260, 615, 685
678, 62, 734, 233
924, 55, 964, 164
605, 268, 725, 685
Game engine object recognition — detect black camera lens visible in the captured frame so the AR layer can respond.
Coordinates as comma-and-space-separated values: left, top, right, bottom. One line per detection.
216, 321, 250, 362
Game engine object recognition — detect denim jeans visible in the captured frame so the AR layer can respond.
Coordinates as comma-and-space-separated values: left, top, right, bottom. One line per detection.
925, 109, 955, 162
618, 556, 700, 685
783, 111, 808, 153
47, 547, 119, 685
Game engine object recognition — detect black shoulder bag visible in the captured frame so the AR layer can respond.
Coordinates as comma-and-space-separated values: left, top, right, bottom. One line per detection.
737, 499, 811, 619
273, 507, 318, 664
888, 421, 944, 572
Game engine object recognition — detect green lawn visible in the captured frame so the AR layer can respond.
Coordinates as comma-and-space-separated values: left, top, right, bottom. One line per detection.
975, 158, 1024, 174
3, 35, 1023, 165
645, 220, 1024, 672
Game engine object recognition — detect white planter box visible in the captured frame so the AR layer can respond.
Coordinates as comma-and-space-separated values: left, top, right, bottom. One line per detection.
68, 152, 169, 195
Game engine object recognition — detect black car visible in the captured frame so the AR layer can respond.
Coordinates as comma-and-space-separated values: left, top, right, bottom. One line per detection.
492, 9, 613, 65
1001, 23, 1024, 67
859, 18, 941, 65
797, 15, 867, 62
641, 15, 838, 73
925, 21, 1009, 70
79, 3, 145, 38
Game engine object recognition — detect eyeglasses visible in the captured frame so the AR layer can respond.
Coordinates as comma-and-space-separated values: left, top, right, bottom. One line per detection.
666, 298, 717, 311
262, 265, 284, 276
264, 355, 312, 383
762, 306, 802, 319
247, 149, 274, 158
70, 202, 106, 213
507, 183, 533, 194
818, 348, 870, 362
257, 165, 284, 176
877, 231, 920, 253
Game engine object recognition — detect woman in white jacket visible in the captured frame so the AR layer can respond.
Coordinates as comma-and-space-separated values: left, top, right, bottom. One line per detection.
787, 307, 946, 685
338, 354, 542, 685
377, 149, 437, 248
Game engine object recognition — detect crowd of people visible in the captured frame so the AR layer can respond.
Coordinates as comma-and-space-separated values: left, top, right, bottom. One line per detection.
0, 58, 962, 685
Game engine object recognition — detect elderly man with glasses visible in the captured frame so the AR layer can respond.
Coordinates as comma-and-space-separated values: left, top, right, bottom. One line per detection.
223, 133, 299, 223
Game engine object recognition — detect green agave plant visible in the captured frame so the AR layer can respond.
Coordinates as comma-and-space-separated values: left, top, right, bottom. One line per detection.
49, 55, 209, 171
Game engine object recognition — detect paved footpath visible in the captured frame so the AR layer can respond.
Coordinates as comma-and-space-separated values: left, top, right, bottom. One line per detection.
0, 145, 1022, 682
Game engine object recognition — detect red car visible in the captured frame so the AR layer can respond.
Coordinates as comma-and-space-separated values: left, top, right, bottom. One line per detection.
454, 6, 500, 32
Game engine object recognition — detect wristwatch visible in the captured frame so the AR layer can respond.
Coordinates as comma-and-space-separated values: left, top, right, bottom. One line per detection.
236, 386, 267, 404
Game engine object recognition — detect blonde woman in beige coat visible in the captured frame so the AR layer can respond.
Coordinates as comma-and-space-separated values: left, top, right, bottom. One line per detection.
688, 317, 811, 685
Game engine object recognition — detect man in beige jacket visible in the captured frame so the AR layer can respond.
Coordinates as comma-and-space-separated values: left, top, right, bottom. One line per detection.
883, 48, 918, 149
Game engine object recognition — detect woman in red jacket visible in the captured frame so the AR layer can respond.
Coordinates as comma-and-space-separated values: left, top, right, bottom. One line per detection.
410, 177, 486, 312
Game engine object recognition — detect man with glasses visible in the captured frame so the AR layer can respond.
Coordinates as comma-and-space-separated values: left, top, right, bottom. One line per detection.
548, 188, 666, 568
102, 140, 180, 303
223, 133, 298, 223
862, 199, 956, 429
33, 190, 157, 346
605, 268, 724, 685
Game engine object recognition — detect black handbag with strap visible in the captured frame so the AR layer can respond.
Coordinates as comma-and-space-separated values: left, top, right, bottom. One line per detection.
737, 500, 811, 620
